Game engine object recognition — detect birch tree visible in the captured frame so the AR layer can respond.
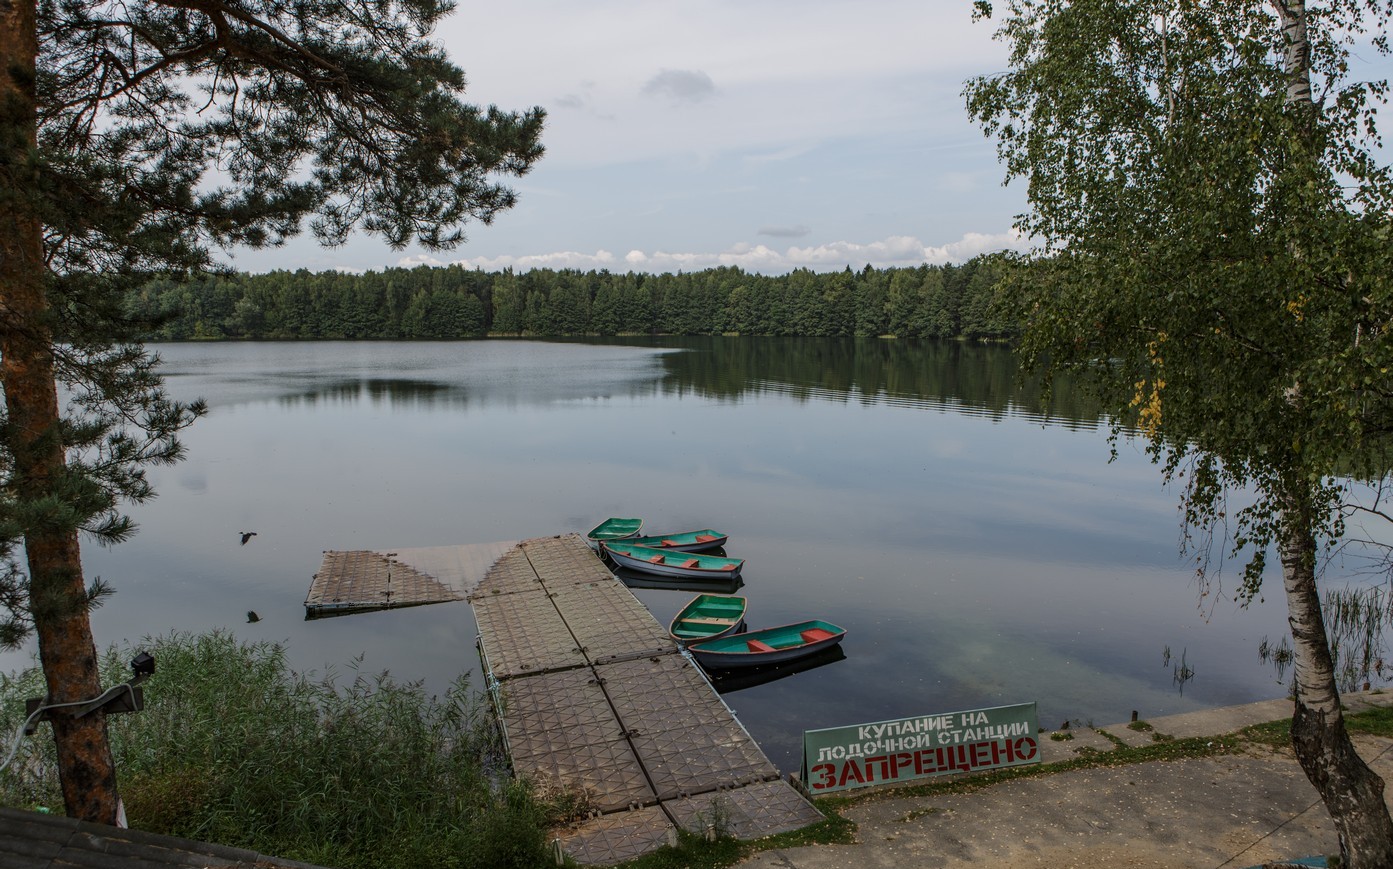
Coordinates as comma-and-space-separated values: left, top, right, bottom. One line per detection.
0, 0, 543, 823
966, 1, 1393, 864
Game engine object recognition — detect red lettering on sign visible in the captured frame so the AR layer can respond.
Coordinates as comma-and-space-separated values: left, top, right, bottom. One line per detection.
866, 755, 890, 782
950, 744, 969, 771
970, 742, 991, 767
839, 760, 866, 788
810, 763, 837, 791
891, 752, 914, 778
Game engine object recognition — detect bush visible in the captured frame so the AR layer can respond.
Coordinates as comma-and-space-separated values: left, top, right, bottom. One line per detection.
0, 631, 550, 869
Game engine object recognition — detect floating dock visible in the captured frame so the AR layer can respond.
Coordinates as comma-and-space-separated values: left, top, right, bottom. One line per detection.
306, 540, 518, 617
471, 534, 822, 865
309, 533, 823, 864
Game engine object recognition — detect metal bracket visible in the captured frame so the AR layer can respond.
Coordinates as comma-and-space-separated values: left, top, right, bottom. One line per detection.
24, 686, 145, 735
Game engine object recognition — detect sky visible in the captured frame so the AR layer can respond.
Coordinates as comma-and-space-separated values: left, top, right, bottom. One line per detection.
223, 1, 1029, 277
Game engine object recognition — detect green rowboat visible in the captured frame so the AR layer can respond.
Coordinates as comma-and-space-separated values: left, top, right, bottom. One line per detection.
668, 594, 747, 644
626, 529, 729, 552
688, 619, 846, 669
585, 517, 642, 549
602, 542, 744, 578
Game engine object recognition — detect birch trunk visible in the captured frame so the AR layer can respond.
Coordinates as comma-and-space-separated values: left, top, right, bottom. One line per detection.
1282, 498, 1393, 866
0, 0, 120, 824
1268, 4, 1393, 862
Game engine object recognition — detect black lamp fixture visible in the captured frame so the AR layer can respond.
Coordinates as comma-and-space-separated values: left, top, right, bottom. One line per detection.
130, 652, 156, 680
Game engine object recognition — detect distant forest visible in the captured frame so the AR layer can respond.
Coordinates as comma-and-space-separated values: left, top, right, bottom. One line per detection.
129, 254, 1016, 341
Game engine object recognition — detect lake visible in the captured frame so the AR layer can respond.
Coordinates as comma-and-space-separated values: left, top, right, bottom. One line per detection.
2, 337, 1306, 771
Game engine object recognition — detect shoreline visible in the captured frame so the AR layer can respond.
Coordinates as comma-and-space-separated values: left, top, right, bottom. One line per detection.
742, 691, 1393, 869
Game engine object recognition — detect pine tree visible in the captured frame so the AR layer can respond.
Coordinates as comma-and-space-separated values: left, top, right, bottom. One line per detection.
0, 0, 542, 822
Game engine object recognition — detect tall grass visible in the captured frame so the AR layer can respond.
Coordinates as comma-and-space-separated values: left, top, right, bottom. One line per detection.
0, 631, 550, 869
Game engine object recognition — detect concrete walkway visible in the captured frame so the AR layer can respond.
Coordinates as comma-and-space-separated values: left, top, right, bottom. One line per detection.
740, 692, 1393, 869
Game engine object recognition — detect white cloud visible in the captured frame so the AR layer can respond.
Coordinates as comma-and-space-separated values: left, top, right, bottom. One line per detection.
922, 229, 1029, 263
787, 235, 929, 265
641, 69, 717, 103
397, 230, 1030, 275
399, 250, 620, 271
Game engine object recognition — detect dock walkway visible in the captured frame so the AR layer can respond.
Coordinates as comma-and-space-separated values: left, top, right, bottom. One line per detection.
469, 534, 822, 865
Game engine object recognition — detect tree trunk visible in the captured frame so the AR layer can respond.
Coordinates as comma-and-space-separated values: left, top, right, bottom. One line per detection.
1281, 498, 1393, 867
1269, 2, 1393, 860
0, 0, 120, 825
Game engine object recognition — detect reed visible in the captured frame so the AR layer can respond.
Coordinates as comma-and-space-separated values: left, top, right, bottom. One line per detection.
0, 631, 549, 869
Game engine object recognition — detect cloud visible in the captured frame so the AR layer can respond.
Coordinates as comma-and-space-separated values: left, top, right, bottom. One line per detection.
758, 225, 811, 238
641, 69, 716, 103
922, 229, 1029, 263
399, 250, 620, 271
396, 230, 1030, 275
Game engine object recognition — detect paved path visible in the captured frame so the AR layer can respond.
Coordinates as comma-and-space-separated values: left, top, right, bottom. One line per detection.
741, 692, 1393, 869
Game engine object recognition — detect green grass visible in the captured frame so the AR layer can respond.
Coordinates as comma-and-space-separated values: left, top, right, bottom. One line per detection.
0, 632, 550, 869
1348, 705, 1393, 738
1242, 704, 1393, 747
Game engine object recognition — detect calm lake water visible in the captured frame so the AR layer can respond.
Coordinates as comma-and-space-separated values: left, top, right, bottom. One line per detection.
3, 337, 1311, 770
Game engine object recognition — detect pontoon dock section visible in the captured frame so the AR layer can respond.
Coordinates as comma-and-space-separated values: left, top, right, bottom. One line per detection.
473, 534, 823, 864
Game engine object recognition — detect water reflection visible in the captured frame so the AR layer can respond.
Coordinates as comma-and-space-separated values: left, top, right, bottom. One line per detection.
278, 378, 465, 409
152, 336, 1110, 430
630, 337, 1107, 429
707, 645, 848, 694
615, 569, 745, 596
153, 340, 677, 410
1163, 646, 1197, 694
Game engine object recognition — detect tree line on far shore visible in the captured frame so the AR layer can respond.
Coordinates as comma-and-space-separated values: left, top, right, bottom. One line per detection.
127, 255, 1016, 341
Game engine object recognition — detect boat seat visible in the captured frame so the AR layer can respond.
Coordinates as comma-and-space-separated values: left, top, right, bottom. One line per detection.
801, 628, 836, 642
648, 554, 666, 564
663, 539, 682, 546
746, 639, 775, 653
719, 563, 738, 571
681, 558, 701, 569
696, 534, 717, 543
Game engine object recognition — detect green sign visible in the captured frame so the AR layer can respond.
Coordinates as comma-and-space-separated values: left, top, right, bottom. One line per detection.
801, 701, 1040, 793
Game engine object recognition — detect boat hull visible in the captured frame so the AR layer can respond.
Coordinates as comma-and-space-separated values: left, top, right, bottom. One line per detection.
603, 542, 744, 578
626, 530, 729, 552
688, 620, 845, 669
